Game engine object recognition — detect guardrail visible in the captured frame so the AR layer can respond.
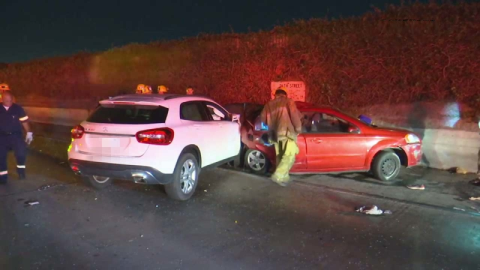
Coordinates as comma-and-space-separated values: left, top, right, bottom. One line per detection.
24, 106, 480, 173
414, 128, 479, 172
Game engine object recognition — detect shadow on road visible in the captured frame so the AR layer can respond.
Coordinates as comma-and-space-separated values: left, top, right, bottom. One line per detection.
299, 169, 427, 187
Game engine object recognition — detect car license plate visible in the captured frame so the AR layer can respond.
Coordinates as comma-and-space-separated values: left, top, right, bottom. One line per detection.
101, 138, 120, 147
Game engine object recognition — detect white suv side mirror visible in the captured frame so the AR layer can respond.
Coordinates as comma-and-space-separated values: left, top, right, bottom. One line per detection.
231, 113, 240, 123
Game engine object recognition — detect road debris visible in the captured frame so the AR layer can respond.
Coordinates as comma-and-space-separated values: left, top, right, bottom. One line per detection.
356, 205, 391, 215
38, 183, 63, 191
25, 201, 39, 206
469, 197, 480, 201
470, 180, 480, 187
407, 184, 425, 190
38, 185, 53, 191
204, 190, 207, 192
453, 207, 465, 212
469, 206, 480, 213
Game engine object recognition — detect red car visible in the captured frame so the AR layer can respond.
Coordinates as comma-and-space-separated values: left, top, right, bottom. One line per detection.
224, 102, 422, 181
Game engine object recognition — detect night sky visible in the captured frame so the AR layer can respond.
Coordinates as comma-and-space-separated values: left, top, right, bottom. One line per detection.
2, 0, 421, 63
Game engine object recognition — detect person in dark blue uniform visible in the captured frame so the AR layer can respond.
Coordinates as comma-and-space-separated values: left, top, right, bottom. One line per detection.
0, 91, 33, 184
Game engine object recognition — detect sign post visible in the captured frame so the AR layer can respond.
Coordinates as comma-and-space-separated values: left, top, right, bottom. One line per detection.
271, 81, 306, 102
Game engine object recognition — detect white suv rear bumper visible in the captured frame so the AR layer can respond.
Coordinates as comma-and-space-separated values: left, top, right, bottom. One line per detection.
68, 158, 174, 185
68, 143, 180, 175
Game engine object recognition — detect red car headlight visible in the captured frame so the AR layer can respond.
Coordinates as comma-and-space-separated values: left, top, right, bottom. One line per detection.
405, 134, 421, 144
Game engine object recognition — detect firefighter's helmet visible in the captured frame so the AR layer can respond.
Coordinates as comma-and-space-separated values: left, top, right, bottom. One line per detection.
144, 85, 152, 94
158, 85, 168, 94
186, 87, 194, 95
136, 84, 146, 94
0, 83, 10, 91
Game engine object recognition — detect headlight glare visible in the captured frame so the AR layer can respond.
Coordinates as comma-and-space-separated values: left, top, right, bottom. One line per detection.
405, 134, 420, 144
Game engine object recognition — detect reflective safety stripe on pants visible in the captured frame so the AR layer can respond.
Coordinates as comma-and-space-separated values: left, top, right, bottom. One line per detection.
272, 139, 299, 182
0, 171, 7, 182
0, 142, 7, 181
0, 135, 27, 181
17, 165, 26, 177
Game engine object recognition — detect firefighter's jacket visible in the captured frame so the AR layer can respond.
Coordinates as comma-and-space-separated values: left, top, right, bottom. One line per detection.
260, 96, 302, 143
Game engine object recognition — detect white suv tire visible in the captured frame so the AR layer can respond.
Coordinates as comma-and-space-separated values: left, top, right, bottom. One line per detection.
165, 153, 200, 201
83, 175, 113, 189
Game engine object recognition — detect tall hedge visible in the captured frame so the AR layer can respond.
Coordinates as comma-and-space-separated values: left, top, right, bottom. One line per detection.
1, 2, 479, 115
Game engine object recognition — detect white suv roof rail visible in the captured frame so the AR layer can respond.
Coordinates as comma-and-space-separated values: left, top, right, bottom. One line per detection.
104, 94, 215, 102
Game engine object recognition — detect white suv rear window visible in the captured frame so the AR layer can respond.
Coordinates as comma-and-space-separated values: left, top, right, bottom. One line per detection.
87, 104, 169, 124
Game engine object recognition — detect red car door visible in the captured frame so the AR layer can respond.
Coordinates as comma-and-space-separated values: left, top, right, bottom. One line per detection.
291, 134, 307, 170
303, 112, 367, 172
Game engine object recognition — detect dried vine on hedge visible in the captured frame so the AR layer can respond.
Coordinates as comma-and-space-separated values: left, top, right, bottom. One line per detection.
1, 2, 478, 116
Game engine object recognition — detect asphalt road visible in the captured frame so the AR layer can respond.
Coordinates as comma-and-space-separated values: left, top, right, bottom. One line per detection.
1, 152, 480, 270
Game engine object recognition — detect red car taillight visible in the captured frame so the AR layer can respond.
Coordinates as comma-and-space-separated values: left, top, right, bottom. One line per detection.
71, 125, 85, 139
136, 128, 174, 145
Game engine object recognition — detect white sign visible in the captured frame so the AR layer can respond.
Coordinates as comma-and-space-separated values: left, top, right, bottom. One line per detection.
271, 81, 306, 102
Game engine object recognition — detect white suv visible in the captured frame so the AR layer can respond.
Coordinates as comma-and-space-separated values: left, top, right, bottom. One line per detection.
68, 94, 241, 201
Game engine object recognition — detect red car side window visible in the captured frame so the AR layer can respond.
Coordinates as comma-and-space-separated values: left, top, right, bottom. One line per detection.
308, 113, 350, 133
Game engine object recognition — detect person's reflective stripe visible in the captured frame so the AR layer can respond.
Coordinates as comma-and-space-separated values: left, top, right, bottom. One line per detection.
19, 116, 29, 122
0, 171, 8, 175
17, 165, 26, 169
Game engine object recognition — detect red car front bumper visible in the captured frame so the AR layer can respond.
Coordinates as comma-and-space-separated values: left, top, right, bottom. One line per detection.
241, 127, 276, 167
402, 143, 423, 166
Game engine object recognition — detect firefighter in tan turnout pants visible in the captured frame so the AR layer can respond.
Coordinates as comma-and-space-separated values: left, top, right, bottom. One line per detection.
260, 88, 302, 186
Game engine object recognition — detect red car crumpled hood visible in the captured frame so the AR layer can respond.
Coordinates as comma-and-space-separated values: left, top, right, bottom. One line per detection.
366, 126, 414, 136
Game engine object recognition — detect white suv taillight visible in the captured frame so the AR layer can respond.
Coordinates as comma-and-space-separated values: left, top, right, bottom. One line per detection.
136, 128, 174, 145
71, 125, 85, 139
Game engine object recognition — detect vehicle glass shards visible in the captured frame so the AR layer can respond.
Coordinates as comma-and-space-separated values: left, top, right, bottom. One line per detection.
87, 104, 169, 124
